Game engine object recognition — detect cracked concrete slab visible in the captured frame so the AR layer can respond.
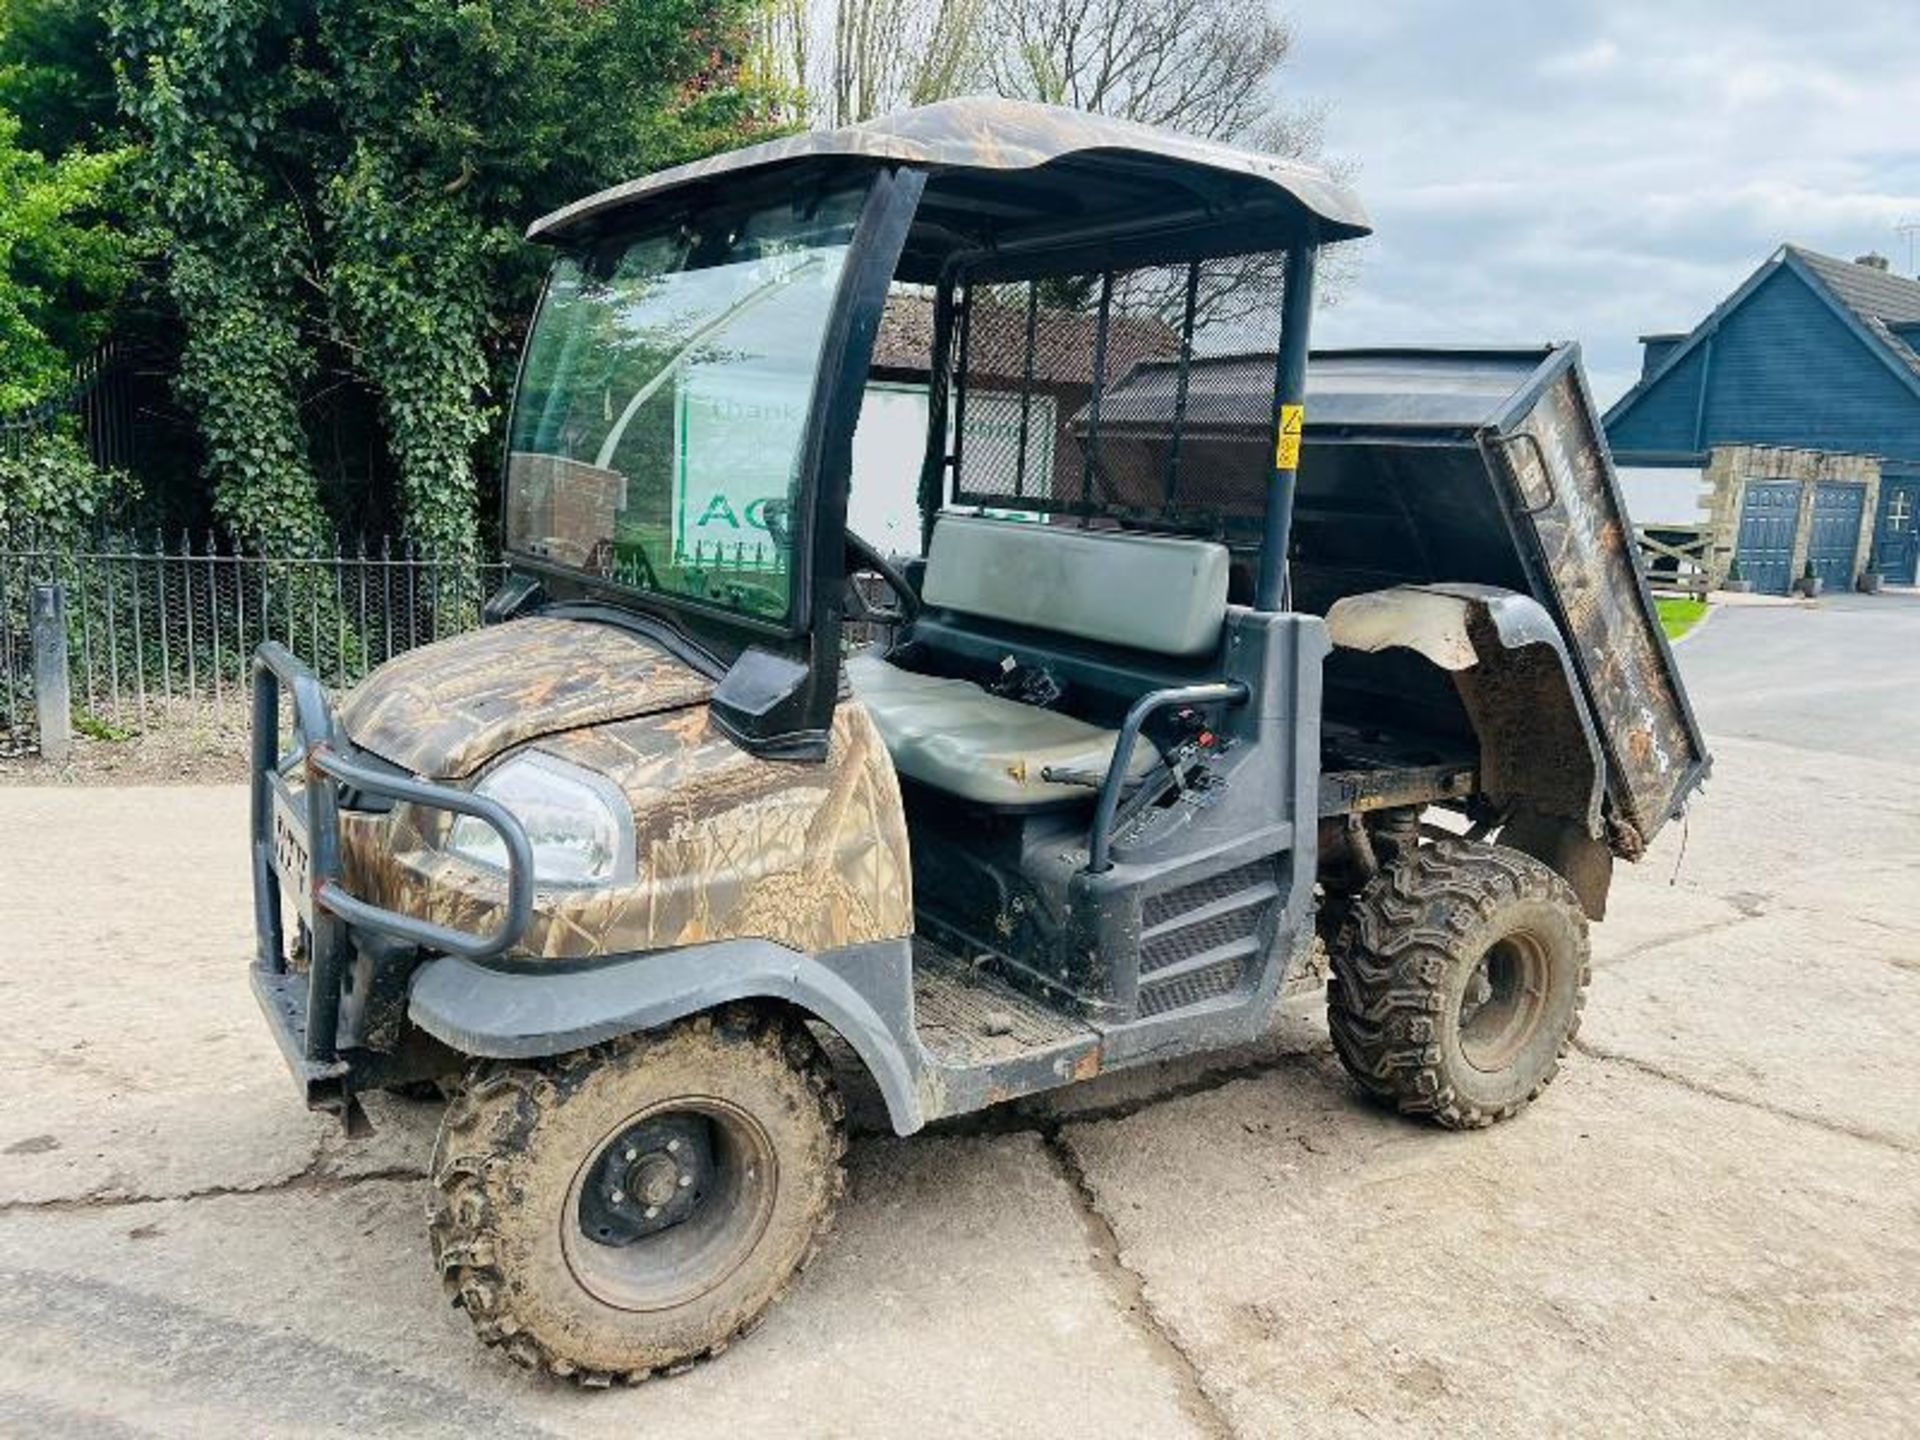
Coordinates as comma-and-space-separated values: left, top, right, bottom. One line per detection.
1623, 735, 1920, 918
0, 786, 349, 1206
0, 1131, 1200, 1439
1578, 907, 1919, 1150
1585, 878, 1749, 968
1059, 1057, 1920, 1438
1575, 729, 1920, 1151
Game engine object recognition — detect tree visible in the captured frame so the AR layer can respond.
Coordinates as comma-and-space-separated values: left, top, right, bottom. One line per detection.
997, 0, 1338, 341
753, 0, 987, 126
0, 106, 128, 412
752, 0, 1337, 336
984, 0, 1315, 146
102, 0, 784, 554
754, 0, 1322, 152
0, 0, 119, 155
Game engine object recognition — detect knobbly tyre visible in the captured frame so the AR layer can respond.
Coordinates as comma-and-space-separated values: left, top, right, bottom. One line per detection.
248, 98, 1710, 1383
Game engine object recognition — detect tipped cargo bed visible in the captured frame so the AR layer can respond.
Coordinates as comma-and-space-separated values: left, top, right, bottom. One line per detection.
1084, 343, 1711, 849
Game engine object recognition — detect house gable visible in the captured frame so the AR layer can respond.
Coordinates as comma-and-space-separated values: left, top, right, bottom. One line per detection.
1607, 252, 1920, 466
1605, 332, 1712, 456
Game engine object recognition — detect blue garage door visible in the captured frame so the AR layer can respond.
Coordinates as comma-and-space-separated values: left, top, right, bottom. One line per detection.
1807, 482, 1865, 590
1873, 475, 1920, 585
1735, 480, 1800, 594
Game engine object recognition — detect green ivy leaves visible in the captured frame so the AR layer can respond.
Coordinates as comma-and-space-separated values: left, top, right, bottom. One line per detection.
0, 108, 130, 412
104, 0, 781, 557
0, 426, 134, 543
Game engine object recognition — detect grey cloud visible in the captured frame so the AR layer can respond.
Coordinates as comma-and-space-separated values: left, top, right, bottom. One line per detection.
1285, 0, 1920, 403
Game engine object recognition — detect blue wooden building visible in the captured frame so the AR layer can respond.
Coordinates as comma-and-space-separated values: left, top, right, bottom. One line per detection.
1605, 246, 1920, 590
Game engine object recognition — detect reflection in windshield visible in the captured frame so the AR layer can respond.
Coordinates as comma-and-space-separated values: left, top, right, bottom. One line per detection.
506, 184, 867, 621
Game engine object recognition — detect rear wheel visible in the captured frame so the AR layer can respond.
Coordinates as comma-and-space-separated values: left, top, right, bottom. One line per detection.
1326, 838, 1589, 1128
428, 1007, 845, 1384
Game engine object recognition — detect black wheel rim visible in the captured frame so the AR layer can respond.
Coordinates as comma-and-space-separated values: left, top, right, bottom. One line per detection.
1457, 930, 1550, 1072
562, 1100, 777, 1312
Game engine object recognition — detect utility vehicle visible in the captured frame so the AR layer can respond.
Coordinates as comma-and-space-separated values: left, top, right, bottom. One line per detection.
249, 98, 1710, 1383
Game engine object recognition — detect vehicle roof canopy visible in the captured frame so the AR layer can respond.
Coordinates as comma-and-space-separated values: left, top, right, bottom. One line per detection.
526, 97, 1371, 281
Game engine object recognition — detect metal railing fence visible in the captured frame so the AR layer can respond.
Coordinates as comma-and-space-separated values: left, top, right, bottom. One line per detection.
1, 532, 505, 753
0, 339, 146, 472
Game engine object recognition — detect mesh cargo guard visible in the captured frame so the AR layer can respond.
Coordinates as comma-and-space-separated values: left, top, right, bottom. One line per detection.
943, 256, 1291, 532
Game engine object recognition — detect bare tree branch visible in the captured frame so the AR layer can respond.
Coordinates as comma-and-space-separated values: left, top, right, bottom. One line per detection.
743, 0, 1356, 300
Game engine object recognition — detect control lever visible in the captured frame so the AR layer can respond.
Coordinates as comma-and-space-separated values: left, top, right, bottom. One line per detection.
1038, 765, 1107, 788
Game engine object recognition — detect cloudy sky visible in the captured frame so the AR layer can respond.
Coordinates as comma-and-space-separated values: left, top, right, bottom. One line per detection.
1282, 0, 1920, 404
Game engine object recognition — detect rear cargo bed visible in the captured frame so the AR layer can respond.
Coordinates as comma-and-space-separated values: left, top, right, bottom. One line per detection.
1087, 344, 1710, 848
1298, 345, 1709, 849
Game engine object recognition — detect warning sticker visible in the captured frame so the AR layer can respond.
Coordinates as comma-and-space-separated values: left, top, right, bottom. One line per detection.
1275, 404, 1304, 471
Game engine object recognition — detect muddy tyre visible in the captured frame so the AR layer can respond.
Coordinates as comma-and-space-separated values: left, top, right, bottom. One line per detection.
428, 1006, 846, 1384
1327, 838, 1589, 1129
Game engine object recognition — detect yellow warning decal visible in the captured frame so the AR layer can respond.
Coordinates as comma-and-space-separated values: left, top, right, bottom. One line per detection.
1275, 404, 1304, 471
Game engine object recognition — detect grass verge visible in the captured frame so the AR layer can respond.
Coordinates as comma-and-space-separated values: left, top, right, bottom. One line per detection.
1656, 595, 1709, 640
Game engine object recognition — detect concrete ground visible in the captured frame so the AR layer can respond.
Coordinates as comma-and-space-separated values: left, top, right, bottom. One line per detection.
2, 596, 1917, 1437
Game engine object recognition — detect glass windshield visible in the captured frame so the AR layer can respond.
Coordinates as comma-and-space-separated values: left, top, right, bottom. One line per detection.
506, 182, 869, 622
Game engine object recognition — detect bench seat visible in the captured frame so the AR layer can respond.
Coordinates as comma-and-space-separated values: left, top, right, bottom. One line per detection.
846, 651, 1156, 807
846, 514, 1230, 809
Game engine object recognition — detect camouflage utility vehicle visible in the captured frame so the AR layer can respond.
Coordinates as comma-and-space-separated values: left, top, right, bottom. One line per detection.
250, 98, 1710, 1381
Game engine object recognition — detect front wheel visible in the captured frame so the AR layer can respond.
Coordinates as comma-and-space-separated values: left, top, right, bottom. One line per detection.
1327, 838, 1590, 1129
428, 1007, 845, 1384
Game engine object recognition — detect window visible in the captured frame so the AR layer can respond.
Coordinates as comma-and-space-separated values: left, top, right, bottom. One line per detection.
506, 183, 869, 622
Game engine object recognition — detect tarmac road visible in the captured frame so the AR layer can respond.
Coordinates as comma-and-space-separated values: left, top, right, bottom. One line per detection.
1, 595, 1916, 1437
1676, 589, 1920, 760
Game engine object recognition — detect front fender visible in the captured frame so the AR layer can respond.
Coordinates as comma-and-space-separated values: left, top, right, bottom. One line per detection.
408, 937, 927, 1134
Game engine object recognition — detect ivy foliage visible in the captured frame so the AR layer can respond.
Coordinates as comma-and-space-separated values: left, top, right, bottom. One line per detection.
0, 425, 132, 542
105, 0, 780, 554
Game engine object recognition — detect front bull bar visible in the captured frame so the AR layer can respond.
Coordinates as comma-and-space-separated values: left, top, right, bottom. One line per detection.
248, 642, 534, 1108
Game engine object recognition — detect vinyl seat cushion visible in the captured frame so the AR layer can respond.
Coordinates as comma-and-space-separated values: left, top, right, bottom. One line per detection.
845, 650, 1155, 808
921, 514, 1230, 658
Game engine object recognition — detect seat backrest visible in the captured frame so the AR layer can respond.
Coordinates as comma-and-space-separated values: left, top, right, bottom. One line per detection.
921, 514, 1229, 658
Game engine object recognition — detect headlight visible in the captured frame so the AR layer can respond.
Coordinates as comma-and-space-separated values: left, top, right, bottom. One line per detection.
447, 751, 634, 888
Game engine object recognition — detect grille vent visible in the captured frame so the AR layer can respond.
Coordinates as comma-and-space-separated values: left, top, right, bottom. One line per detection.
1136, 858, 1280, 1017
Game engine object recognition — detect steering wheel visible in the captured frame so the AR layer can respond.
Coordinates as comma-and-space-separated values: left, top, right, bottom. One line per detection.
844, 530, 920, 628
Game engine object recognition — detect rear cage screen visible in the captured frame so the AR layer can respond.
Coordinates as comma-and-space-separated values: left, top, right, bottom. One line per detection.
936, 253, 1294, 540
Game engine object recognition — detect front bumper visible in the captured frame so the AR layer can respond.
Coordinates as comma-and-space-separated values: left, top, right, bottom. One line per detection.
249, 642, 536, 1115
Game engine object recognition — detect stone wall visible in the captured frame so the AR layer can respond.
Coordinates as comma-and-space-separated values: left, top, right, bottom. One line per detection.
1700, 444, 1880, 588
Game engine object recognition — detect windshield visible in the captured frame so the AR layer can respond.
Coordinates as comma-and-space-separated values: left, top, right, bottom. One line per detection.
506, 182, 869, 622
